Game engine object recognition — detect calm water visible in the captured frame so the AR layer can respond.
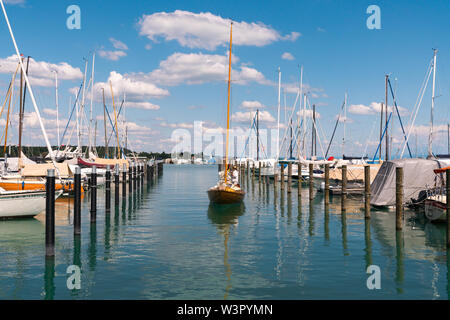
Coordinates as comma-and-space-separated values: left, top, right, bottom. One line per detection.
0, 164, 449, 299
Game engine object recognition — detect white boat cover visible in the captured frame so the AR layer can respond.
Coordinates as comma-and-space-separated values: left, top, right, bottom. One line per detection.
370, 158, 450, 206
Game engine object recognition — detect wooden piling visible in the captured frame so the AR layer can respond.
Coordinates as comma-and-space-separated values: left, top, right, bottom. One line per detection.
74, 166, 81, 235
258, 162, 261, 181
396, 167, 403, 230
90, 166, 97, 223
45, 169, 55, 257
114, 165, 120, 206
129, 163, 133, 194
324, 164, 329, 206
364, 165, 371, 219
341, 165, 347, 212
298, 163, 302, 199
122, 164, 127, 198
280, 163, 285, 190
105, 165, 111, 211
309, 163, 313, 201
287, 162, 292, 193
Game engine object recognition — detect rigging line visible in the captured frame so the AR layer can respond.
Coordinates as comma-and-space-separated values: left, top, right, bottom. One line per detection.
400, 61, 433, 158
373, 111, 393, 161
59, 83, 83, 148
278, 87, 300, 158
106, 99, 125, 147
387, 78, 412, 158
305, 97, 327, 159
325, 99, 345, 158
239, 113, 257, 159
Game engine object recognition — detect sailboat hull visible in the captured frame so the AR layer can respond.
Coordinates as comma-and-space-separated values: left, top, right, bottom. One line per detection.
0, 189, 63, 218
207, 188, 245, 204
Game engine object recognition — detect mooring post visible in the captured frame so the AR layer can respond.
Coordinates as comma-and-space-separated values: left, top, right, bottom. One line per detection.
133, 163, 137, 191
90, 166, 97, 223
309, 163, 313, 201
252, 162, 255, 177
45, 169, 55, 257
298, 163, 302, 200
287, 162, 292, 193
247, 160, 250, 177
280, 163, 285, 191
105, 165, 111, 212
341, 165, 347, 212
364, 165, 371, 219
129, 162, 133, 194
122, 164, 127, 198
396, 166, 403, 230
446, 169, 450, 247
74, 166, 81, 235
114, 165, 120, 206
258, 162, 261, 181
324, 164, 330, 206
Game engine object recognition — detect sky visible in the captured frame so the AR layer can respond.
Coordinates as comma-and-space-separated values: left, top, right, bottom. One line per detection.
0, 0, 449, 159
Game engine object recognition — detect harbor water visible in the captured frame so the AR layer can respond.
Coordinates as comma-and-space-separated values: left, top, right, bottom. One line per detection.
0, 164, 449, 299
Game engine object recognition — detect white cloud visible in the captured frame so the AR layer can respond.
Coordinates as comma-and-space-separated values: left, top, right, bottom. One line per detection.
109, 38, 128, 50
297, 109, 321, 119
138, 10, 300, 50
43, 108, 58, 117
0, 55, 82, 86
240, 100, 265, 109
98, 50, 127, 61
159, 121, 194, 129
131, 52, 269, 86
125, 101, 160, 110
335, 115, 353, 123
348, 102, 409, 116
281, 52, 294, 60
232, 110, 275, 123
4, 0, 25, 5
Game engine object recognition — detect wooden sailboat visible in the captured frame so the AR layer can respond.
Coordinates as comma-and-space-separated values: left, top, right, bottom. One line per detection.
207, 22, 245, 204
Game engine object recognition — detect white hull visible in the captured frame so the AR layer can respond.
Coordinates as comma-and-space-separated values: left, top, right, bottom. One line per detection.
424, 196, 446, 222
0, 190, 63, 218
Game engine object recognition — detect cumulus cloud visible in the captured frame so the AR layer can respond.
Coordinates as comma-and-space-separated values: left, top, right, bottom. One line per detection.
240, 100, 265, 109
281, 52, 294, 60
0, 55, 82, 87
232, 110, 275, 123
348, 102, 409, 116
98, 50, 127, 61
138, 10, 300, 50
297, 109, 321, 119
109, 38, 128, 50
130, 52, 270, 86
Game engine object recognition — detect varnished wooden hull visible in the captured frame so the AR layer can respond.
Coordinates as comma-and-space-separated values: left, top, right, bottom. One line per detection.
207, 188, 245, 204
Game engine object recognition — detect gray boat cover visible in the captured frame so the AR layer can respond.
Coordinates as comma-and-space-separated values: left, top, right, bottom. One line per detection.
370, 158, 450, 206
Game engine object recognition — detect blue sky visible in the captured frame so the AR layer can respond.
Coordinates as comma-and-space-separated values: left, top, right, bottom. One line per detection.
0, 0, 449, 158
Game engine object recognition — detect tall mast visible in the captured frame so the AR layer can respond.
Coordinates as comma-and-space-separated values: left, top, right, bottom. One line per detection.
54, 70, 60, 147
256, 109, 259, 161
379, 102, 384, 160
385, 74, 389, 160
312, 104, 316, 158
89, 52, 95, 155
297, 65, 303, 160
276, 67, 281, 161
18, 57, 24, 165
342, 92, 347, 157
102, 88, 108, 158
428, 49, 437, 158
224, 22, 233, 185
110, 81, 120, 159
79, 59, 88, 152
0, 0, 57, 166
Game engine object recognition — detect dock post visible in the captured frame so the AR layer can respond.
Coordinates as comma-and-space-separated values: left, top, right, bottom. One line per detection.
258, 162, 261, 181
74, 167, 81, 235
364, 165, 371, 219
133, 163, 137, 191
105, 165, 111, 211
247, 160, 250, 177
396, 167, 403, 230
280, 163, 285, 191
90, 166, 97, 223
122, 164, 127, 198
114, 165, 120, 206
252, 162, 255, 177
324, 164, 329, 206
341, 165, 347, 212
141, 163, 144, 186
309, 163, 313, 201
447, 169, 450, 247
287, 162, 292, 193
45, 169, 55, 257
298, 163, 302, 200
129, 163, 133, 194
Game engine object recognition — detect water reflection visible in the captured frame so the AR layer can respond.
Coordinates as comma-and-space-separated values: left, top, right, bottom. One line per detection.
207, 203, 245, 300
43, 257, 55, 300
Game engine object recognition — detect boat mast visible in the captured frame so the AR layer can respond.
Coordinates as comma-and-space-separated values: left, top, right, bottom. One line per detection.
224, 22, 233, 185
89, 52, 95, 156
0, 0, 57, 166
102, 88, 108, 158
342, 92, 347, 158
53, 70, 60, 147
110, 81, 120, 159
297, 65, 303, 160
276, 67, 281, 161
79, 59, 88, 153
428, 49, 437, 158
385, 74, 389, 160
256, 109, 259, 161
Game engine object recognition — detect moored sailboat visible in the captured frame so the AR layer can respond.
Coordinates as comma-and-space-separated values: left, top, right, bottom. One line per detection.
207, 22, 245, 204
